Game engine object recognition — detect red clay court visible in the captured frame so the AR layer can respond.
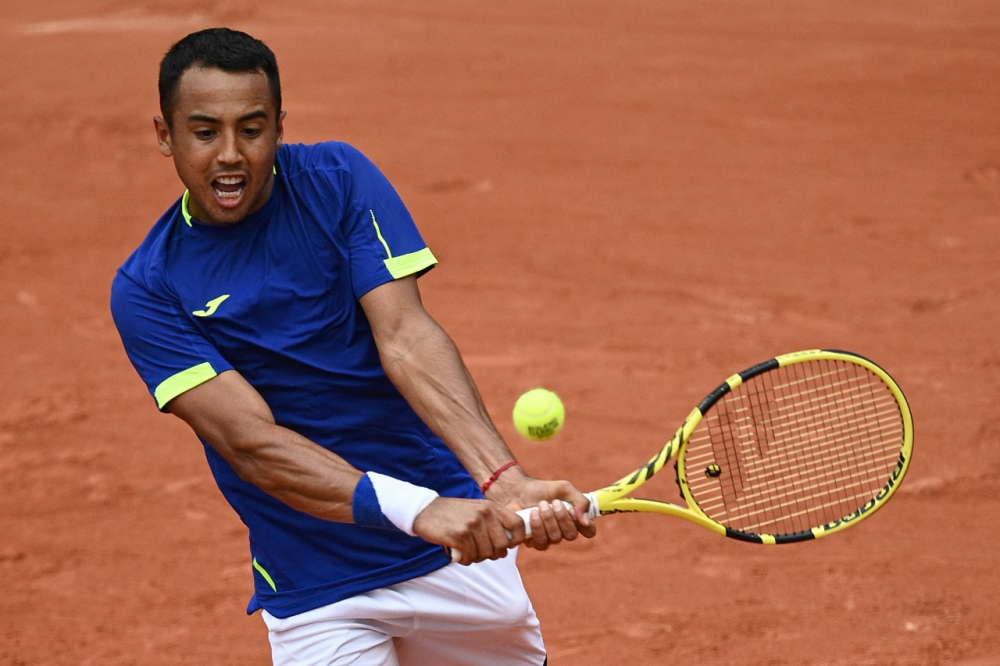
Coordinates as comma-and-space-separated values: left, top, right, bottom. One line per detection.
2, 2, 999, 664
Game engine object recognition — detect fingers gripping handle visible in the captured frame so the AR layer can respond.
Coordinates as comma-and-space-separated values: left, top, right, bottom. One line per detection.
447, 508, 535, 563
448, 493, 599, 562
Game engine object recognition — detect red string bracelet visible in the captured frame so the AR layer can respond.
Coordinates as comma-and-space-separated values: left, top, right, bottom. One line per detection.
481, 461, 519, 494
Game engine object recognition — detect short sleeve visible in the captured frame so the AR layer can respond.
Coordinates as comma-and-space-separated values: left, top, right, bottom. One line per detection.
338, 145, 438, 298
111, 270, 234, 410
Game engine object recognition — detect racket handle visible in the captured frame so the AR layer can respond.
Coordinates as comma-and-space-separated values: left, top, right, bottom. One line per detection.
448, 494, 598, 562
515, 506, 540, 538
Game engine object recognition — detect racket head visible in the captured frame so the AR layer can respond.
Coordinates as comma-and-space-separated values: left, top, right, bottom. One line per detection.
677, 349, 913, 544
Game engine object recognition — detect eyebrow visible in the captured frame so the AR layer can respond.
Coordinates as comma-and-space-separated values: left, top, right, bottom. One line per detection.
186, 110, 271, 124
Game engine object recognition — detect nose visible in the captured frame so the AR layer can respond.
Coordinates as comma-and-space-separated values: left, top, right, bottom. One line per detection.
217, 130, 243, 165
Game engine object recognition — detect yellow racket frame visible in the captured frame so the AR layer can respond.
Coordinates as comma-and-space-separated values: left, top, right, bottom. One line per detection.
586, 349, 914, 544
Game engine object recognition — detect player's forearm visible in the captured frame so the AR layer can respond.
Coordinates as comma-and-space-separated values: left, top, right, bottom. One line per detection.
377, 316, 520, 487
226, 423, 363, 522
166, 374, 363, 523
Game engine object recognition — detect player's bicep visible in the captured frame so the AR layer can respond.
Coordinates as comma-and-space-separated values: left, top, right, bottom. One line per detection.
359, 276, 440, 354
167, 370, 276, 469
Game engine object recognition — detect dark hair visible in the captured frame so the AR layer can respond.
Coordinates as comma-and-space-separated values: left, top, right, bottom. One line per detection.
159, 28, 281, 125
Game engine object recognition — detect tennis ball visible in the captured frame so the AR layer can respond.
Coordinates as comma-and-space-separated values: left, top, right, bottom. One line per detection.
513, 388, 565, 441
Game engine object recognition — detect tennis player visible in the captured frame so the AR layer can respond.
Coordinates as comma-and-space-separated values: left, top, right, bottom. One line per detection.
110, 27, 595, 666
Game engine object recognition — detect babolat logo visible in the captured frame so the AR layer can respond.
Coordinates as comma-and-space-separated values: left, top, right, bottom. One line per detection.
528, 418, 561, 439
819, 451, 907, 532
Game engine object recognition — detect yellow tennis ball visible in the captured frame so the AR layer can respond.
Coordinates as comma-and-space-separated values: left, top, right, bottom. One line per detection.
513, 388, 565, 441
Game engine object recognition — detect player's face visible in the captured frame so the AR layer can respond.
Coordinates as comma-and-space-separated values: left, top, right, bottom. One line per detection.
154, 66, 285, 226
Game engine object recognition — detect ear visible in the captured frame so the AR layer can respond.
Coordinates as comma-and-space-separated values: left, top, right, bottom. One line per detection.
153, 115, 173, 157
276, 109, 287, 149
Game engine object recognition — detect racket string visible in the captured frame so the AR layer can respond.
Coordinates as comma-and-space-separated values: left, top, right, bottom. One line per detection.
685, 359, 904, 537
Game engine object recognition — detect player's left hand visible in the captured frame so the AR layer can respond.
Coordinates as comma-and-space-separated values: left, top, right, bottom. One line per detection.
487, 475, 598, 551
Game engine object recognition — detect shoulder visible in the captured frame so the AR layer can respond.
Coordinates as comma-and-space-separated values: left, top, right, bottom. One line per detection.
277, 141, 387, 187
277, 141, 371, 173
113, 199, 185, 297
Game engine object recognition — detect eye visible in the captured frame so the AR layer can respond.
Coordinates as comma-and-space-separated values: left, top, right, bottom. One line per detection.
194, 129, 215, 140
242, 127, 263, 138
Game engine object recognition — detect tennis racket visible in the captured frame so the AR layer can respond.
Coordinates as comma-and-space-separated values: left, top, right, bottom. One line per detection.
454, 349, 912, 559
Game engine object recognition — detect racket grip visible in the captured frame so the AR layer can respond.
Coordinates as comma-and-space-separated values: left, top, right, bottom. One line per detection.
448, 495, 598, 563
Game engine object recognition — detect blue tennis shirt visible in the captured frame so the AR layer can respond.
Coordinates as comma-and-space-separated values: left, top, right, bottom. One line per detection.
111, 142, 479, 618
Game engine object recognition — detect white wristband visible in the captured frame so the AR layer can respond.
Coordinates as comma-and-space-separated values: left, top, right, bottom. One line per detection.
367, 472, 439, 536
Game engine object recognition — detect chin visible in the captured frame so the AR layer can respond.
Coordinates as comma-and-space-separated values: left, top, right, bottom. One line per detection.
214, 206, 254, 225
190, 195, 251, 225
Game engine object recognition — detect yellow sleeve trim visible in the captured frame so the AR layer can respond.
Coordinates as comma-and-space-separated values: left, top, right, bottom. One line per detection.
154, 362, 218, 409
367, 209, 437, 278
384, 247, 438, 279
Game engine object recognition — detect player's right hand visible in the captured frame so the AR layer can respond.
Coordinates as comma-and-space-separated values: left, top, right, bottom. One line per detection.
412, 496, 528, 565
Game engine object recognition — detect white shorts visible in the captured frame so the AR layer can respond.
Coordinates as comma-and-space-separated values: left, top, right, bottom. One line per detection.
262, 551, 547, 666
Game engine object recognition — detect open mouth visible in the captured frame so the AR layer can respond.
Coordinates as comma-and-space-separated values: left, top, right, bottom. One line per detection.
213, 175, 246, 204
